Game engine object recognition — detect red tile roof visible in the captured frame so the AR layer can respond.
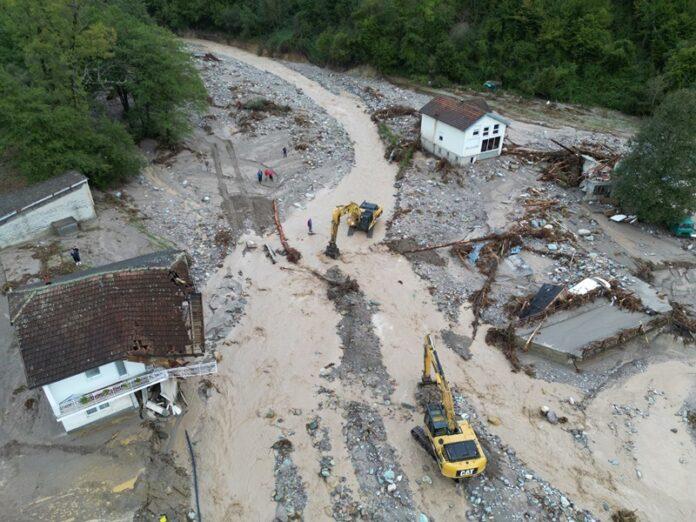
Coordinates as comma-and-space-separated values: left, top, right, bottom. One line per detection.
8, 250, 205, 388
420, 96, 492, 131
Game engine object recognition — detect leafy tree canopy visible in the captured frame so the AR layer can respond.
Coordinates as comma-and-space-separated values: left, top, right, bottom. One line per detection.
613, 88, 696, 226
145, 0, 695, 114
0, 0, 206, 187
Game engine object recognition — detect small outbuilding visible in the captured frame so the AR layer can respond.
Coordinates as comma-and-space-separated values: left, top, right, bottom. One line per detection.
0, 171, 96, 249
420, 96, 509, 165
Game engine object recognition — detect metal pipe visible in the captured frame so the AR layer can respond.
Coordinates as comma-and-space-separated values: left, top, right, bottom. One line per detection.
185, 430, 202, 522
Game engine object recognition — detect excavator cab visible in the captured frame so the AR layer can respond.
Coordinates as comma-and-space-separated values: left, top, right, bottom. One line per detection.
424, 404, 451, 437
357, 201, 380, 234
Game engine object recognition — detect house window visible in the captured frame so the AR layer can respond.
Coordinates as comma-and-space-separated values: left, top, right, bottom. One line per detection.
86, 407, 98, 415
493, 124, 500, 134
99, 402, 110, 410
115, 361, 127, 376
480, 136, 501, 152
85, 367, 101, 379
483, 126, 489, 136
473, 130, 479, 136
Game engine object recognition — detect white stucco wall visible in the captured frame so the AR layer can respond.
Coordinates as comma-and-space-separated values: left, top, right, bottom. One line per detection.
420, 113, 507, 164
43, 360, 146, 431
60, 394, 137, 432
0, 182, 96, 249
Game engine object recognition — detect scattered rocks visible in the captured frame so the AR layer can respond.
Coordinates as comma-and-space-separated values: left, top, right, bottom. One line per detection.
271, 438, 307, 521
325, 267, 394, 399
342, 401, 416, 520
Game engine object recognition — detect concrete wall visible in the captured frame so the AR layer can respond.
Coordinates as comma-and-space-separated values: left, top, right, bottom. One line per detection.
420, 113, 507, 165
0, 182, 96, 249
43, 360, 146, 431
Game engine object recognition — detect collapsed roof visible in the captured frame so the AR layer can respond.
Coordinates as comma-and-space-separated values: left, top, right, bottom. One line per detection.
8, 250, 205, 388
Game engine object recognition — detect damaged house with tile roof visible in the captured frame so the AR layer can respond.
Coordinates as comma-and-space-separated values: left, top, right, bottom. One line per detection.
8, 250, 216, 432
420, 96, 510, 165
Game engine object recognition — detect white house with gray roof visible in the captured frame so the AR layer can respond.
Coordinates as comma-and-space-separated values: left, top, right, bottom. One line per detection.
0, 171, 96, 249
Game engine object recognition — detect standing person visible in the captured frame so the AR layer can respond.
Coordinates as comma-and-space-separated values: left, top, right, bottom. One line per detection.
265, 168, 275, 182
282, 146, 287, 158
70, 247, 81, 266
307, 218, 313, 235
257, 169, 263, 183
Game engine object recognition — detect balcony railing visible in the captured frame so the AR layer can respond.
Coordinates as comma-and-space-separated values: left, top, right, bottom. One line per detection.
168, 360, 218, 378
57, 360, 218, 419
58, 369, 169, 418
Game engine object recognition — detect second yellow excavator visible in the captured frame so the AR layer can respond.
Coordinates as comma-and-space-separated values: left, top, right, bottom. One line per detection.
325, 201, 382, 259
411, 334, 487, 479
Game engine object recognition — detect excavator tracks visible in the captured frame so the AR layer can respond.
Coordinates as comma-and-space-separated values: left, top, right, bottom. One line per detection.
411, 426, 437, 461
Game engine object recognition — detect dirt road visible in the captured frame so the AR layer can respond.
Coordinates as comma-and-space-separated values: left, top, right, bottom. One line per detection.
178, 39, 696, 521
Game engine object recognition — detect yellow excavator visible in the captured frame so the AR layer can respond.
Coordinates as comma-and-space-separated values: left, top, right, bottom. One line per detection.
411, 334, 487, 479
325, 201, 382, 259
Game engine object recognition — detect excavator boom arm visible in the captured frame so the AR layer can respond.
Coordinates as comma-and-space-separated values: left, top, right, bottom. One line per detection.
422, 334, 458, 433
329, 203, 362, 243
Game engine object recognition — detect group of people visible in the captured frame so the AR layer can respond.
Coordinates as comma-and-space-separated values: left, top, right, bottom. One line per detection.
255, 146, 314, 235
256, 168, 275, 183
256, 146, 288, 184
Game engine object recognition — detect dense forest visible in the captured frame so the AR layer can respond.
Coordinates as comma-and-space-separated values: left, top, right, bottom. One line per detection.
0, 0, 206, 186
146, 0, 695, 114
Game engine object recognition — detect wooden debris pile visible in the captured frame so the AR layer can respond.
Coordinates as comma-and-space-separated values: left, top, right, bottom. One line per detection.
509, 279, 644, 324
670, 302, 696, 343
485, 324, 535, 376
373, 105, 421, 168
370, 105, 418, 122
401, 199, 577, 336
505, 139, 620, 187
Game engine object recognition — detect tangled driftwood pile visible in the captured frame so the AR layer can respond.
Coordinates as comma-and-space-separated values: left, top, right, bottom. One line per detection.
505, 139, 620, 187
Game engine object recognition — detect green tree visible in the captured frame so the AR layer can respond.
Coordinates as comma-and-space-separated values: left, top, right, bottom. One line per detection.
613, 89, 696, 225
0, 0, 206, 186
98, 5, 207, 144
0, 69, 143, 187
664, 44, 696, 89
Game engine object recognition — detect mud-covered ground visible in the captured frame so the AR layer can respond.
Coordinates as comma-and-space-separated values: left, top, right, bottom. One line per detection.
2, 36, 695, 522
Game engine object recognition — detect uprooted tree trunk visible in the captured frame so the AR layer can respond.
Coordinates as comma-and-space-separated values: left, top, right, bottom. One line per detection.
273, 199, 301, 263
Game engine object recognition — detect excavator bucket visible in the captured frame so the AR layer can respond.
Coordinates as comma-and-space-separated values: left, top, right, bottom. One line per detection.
325, 241, 340, 259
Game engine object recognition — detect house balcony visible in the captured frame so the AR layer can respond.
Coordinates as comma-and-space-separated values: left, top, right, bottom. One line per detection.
57, 369, 169, 419
56, 360, 218, 419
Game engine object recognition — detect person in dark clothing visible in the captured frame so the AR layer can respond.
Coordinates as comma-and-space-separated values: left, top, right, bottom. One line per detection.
282, 146, 287, 158
257, 169, 263, 183
70, 247, 81, 266
307, 218, 313, 235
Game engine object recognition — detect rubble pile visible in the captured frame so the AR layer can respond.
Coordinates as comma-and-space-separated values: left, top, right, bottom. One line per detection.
506, 139, 621, 188
271, 438, 307, 521
324, 267, 394, 400
342, 402, 417, 521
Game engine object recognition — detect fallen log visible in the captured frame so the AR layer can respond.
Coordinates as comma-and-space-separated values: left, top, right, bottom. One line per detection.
272, 199, 301, 263
400, 231, 502, 254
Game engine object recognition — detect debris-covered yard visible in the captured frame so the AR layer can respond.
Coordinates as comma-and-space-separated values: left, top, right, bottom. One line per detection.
1, 37, 694, 522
